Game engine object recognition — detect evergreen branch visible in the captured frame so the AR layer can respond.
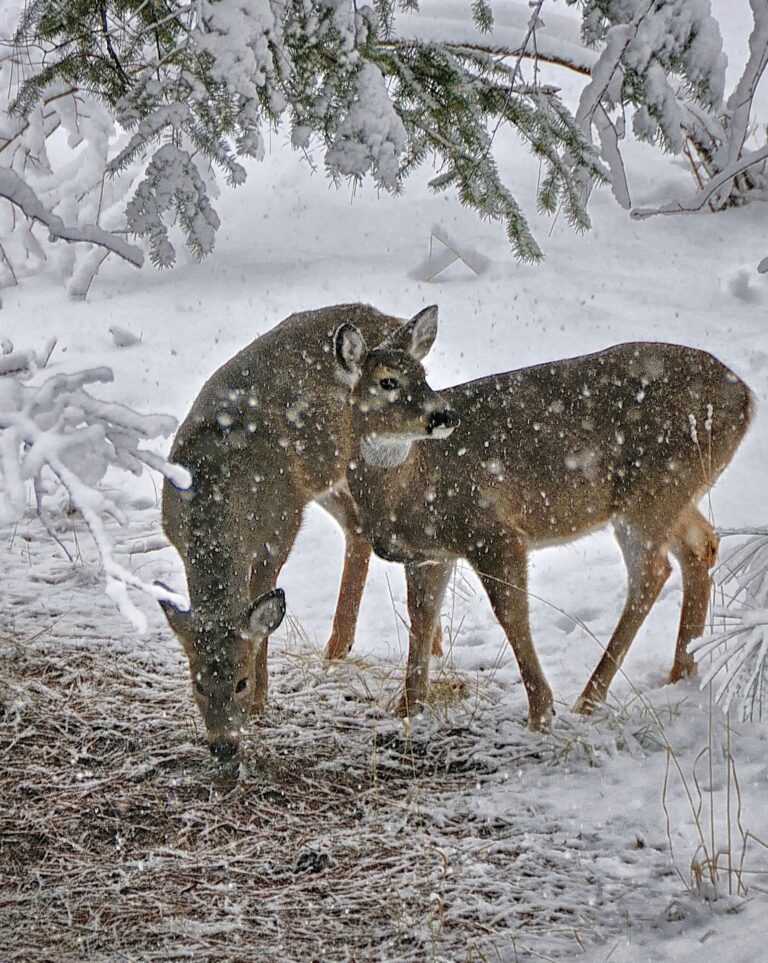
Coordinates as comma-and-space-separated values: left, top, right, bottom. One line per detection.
0, 168, 144, 267
98, 0, 131, 92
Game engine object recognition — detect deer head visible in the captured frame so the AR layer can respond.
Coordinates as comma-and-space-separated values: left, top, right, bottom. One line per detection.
334, 306, 459, 467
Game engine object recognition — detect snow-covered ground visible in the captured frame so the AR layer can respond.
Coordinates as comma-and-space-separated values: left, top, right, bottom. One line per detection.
4, 5, 768, 960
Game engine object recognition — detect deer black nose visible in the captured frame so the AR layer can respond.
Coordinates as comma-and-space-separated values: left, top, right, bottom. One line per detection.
427, 408, 460, 434
210, 737, 238, 761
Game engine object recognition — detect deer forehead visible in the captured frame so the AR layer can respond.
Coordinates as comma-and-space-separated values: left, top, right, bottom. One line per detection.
369, 361, 405, 379
368, 353, 426, 381
193, 637, 249, 675
200, 658, 250, 685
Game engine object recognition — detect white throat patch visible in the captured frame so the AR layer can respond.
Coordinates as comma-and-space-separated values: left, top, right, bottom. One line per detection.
360, 434, 414, 468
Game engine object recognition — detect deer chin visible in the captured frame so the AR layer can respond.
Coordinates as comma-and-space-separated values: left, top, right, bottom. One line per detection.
360, 425, 455, 468
427, 424, 456, 440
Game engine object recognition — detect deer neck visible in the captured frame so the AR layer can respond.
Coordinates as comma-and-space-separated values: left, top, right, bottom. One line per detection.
358, 433, 414, 468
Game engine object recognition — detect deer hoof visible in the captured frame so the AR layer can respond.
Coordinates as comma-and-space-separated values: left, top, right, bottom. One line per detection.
323, 634, 351, 661
394, 690, 426, 718
528, 704, 555, 732
573, 691, 601, 716
668, 658, 696, 684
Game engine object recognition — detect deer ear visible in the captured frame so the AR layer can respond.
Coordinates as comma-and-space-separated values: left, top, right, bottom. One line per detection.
334, 323, 367, 383
157, 589, 195, 652
154, 579, 194, 647
383, 306, 438, 360
246, 588, 286, 638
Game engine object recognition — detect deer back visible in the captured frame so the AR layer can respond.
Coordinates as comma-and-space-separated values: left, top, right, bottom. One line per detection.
348, 342, 753, 560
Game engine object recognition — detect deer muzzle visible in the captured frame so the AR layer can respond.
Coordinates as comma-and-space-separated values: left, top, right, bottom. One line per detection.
426, 407, 459, 437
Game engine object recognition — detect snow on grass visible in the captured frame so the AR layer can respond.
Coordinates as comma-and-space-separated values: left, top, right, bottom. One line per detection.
4, 516, 766, 961
2, 469, 768, 960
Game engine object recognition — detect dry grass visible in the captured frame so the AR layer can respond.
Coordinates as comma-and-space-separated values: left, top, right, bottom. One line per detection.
0, 636, 431, 961
1, 623, 687, 962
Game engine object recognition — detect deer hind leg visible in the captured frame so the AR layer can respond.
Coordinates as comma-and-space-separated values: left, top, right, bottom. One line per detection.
575, 520, 672, 715
319, 486, 373, 661
471, 534, 554, 731
668, 505, 719, 683
395, 559, 452, 717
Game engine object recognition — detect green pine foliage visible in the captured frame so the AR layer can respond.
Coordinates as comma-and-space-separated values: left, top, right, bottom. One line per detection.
10, 0, 608, 267
569, 0, 726, 153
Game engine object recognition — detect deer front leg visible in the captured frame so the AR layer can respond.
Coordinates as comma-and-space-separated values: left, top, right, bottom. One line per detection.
430, 622, 444, 658
395, 559, 452, 717
248, 509, 303, 710
324, 534, 372, 660
318, 486, 373, 661
471, 534, 554, 731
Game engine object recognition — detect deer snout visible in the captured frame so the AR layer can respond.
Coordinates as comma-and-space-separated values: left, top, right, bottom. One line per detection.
426, 407, 459, 437
210, 736, 239, 761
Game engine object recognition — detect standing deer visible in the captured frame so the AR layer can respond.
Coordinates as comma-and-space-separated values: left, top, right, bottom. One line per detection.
161, 304, 442, 757
332, 308, 753, 729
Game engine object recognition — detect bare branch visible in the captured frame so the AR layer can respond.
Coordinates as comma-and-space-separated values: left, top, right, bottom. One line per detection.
631, 144, 768, 220
722, 0, 768, 170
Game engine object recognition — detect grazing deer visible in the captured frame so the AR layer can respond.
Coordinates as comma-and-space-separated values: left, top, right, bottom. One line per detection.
333, 309, 753, 729
161, 304, 442, 757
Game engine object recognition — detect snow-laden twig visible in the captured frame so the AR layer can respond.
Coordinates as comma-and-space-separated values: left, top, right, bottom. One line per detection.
0, 168, 144, 268
393, 0, 596, 74
721, 0, 768, 178
592, 103, 630, 209
0, 353, 189, 630
631, 145, 768, 221
690, 534, 768, 721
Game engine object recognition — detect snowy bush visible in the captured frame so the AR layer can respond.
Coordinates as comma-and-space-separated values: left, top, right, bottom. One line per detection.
568, 0, 726, 208
690, 534, 768, 721
0, 345, 189, 631
0, 0, 145, 296
600, 0, 768, 252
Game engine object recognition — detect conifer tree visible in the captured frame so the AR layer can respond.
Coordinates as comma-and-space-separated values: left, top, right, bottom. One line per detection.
6, 1, 764, 274
9, 0, 606, 267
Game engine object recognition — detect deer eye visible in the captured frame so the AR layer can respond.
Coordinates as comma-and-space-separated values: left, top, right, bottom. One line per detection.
235, 677, 248, 694
195, 681, 205, 695
379, 377, 399, 391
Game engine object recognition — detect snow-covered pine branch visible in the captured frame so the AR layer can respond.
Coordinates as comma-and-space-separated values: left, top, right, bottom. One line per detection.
0, 15, 144, 297
568, 0, 727, 209
0, 169, 144, 268
9, 0, 606, 265
8, 0, 766, 269
394, 0, 597, 75
0, 352, 190, 632
690, 534, 768, 721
